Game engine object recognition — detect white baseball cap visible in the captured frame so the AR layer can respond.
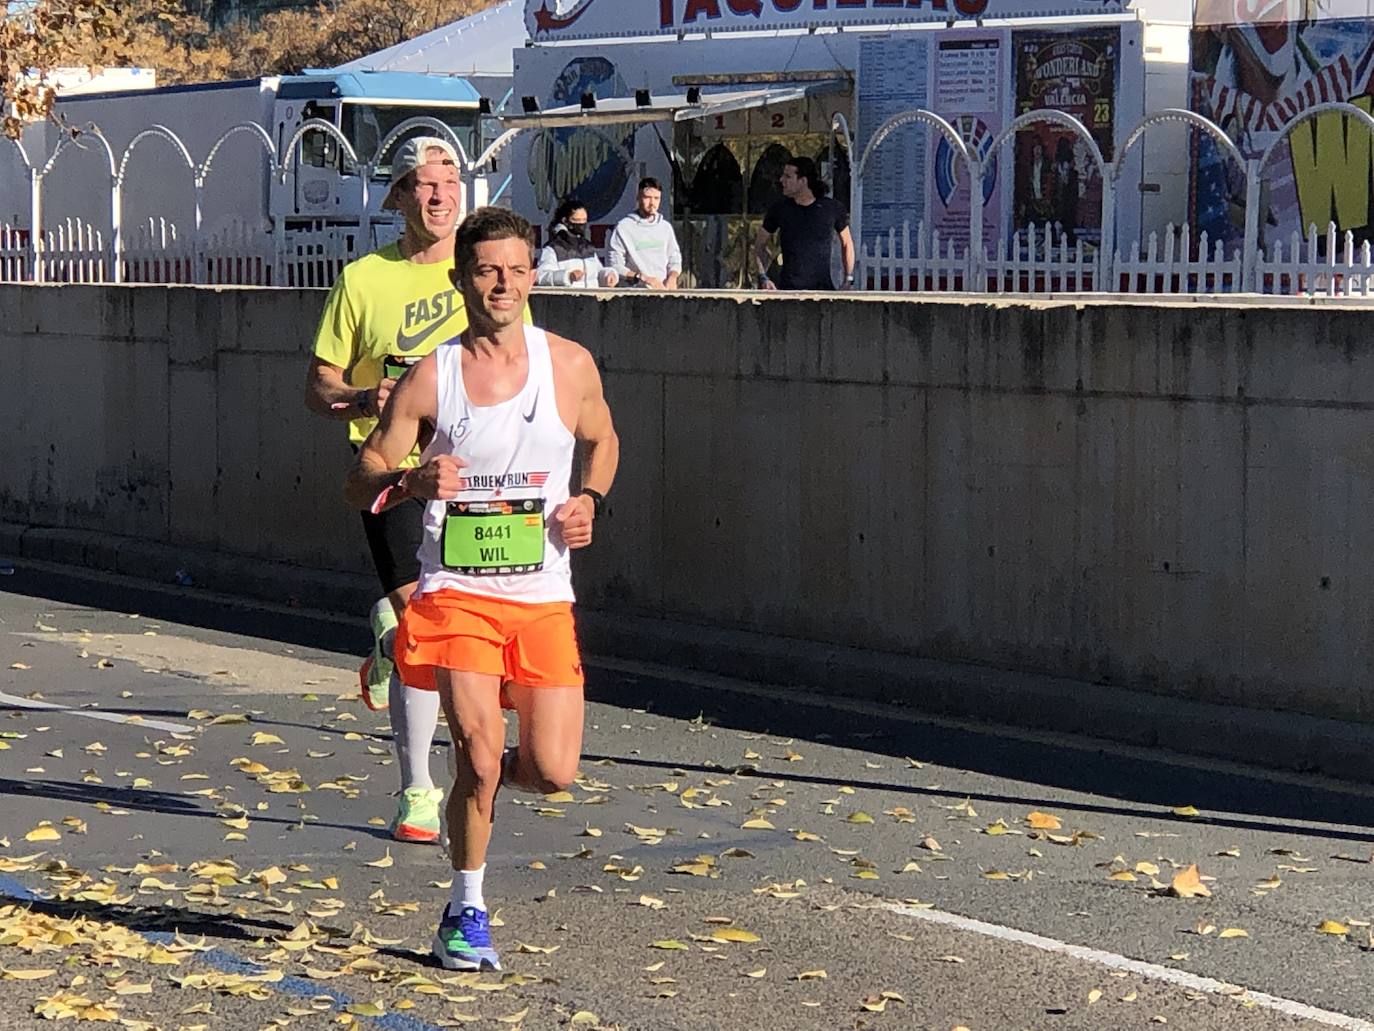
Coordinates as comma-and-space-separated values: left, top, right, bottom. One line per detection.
381, 136, 460, 211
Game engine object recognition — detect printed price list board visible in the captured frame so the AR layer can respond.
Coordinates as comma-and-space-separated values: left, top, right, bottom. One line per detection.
856, 34, 933, 247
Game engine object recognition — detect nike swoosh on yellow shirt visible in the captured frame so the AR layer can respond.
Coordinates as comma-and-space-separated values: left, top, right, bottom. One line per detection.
394, 318, 452, 353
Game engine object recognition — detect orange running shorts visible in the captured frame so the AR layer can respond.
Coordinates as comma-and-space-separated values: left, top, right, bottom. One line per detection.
395, 588, 584, 691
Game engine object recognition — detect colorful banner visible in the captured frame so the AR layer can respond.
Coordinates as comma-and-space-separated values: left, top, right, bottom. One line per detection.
931, 36, 1006, 248
1012, 27, 1118, 246
527, 0, 1128, 43
1189, 1, 1374, 249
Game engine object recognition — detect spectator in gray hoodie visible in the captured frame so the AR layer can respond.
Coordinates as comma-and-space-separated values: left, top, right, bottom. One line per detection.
608, 177, 681, 290
536, 198, 619, 288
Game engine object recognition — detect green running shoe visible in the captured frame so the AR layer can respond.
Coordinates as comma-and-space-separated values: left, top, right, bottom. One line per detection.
392, 786, 443, 843
432, 905, 501, 971
359, 599, 397, 712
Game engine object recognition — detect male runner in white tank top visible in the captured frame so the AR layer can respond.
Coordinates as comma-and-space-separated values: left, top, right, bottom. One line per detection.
344, 207, 619, 972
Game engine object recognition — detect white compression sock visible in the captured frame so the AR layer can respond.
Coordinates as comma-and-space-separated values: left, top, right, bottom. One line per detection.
388, 673, 440, 792
452, 865, 486, 912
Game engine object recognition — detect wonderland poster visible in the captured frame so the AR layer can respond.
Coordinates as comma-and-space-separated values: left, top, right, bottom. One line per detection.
1012, 28, 1118, 247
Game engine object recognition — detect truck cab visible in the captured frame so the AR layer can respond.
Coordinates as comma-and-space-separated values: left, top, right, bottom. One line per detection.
268, 70, 483, 227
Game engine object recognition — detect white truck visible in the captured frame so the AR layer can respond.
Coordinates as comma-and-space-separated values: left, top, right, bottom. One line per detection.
6, 69, 489, 248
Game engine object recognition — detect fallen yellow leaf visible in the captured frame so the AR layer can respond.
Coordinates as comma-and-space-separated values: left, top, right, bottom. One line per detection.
710, 927, 760, 944
1218, 928, 1249, 939
1026, 811, 1062, 830
1317, 920, 1350, 936
1168, 864, 1212, 899
1172, 805, 1200, 817
364, 850, 394, 868
741, 818, 775, 830
250, 731, 285, 746
2, 968, 56, 980
24, 825, 60, 843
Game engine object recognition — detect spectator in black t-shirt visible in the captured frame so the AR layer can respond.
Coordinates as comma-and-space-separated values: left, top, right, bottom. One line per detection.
753, 156, 855, 291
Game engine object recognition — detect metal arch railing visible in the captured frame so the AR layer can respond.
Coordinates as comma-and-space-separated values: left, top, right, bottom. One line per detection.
114, 127, 197, 284
374, 117, 470, 170
37, 127, 117, 181
34, 128, 117, 283
986, 109, 1106, 184
117, 126, 195, 185
1255, 100, 1374, 175
1113, 107, 1244, 183
983, 109, 1106, 284
852, 109, 977, 284
1246, 102, 1374, 290
3, 137, 39, 283
11, 112, 529, 285
201, 122, 278, 184
370, 118, 472, 220
1106, 108, 1248, 278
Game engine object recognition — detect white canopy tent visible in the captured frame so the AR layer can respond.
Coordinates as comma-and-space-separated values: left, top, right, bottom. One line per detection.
333, 0, 525, 89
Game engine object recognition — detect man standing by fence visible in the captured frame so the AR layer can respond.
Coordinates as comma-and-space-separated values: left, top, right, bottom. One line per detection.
303, 136, 471, 844
754, 156, 855, 291
608, 177, 681, 289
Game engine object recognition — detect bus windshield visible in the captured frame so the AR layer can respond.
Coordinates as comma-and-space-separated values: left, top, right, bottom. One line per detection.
343, 104, 480, 175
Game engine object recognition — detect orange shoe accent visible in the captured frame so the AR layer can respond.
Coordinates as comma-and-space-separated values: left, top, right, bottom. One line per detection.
393, 822, 440, 843
358, 656, 385, 711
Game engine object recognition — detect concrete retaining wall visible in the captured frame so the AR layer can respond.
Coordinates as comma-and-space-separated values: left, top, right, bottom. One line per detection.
3, 284, 1372, 729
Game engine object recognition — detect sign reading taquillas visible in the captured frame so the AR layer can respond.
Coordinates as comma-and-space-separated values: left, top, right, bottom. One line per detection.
526, 0, 1132, 42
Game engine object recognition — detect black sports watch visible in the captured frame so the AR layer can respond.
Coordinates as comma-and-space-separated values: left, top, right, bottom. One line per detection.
578, 487, 605, 519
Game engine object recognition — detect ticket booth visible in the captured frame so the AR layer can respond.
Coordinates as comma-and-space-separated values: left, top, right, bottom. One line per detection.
501, 79, 851, 287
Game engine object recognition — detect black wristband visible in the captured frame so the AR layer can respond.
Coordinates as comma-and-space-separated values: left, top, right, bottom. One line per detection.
579, 487, 605, 519
357, 389, 375, 418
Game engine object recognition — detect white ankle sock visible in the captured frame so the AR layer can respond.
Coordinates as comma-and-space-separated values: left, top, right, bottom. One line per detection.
453, 865, 486, 912
389, 674, 439, 792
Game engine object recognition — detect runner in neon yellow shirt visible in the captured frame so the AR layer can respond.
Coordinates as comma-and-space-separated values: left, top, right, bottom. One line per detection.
305, 136, 528, 844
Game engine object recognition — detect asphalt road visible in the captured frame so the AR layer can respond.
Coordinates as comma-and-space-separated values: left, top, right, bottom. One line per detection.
1, 561, 1373, 1030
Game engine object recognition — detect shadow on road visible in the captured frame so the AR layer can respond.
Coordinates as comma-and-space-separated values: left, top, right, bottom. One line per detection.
6, 562, 1374, 842
585, 671, 1374, 843
0, 886, 422, 968
0, 777, 395, 842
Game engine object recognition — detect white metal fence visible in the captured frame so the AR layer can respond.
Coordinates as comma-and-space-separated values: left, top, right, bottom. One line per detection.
6, 102, 1374, 297
3, 215, 373, 288
861, 219, 1374, 297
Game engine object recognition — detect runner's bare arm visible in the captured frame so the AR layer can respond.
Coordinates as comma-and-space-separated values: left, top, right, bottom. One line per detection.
752, 227, 778, 289
550, 343, 618, 549
343, 354, 461, 511
571, 346, 618, 497
306, 358, 398, 420
838, 226, 856, 282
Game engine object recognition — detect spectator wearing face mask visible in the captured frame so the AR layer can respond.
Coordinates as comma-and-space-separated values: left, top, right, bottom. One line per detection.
535, 199, 619, 288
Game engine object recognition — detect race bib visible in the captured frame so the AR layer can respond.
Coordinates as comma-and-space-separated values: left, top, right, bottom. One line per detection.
442, 499, 545, 575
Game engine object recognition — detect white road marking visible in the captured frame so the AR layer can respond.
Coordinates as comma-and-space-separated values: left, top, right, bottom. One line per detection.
0, 690, 193, 734
881, 901, 1374, 1030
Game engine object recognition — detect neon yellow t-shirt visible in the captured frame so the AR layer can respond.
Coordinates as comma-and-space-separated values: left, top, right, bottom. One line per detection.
312, 242, 532, 461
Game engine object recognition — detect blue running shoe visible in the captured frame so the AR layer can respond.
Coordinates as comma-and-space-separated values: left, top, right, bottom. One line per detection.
432, 905, 501, 971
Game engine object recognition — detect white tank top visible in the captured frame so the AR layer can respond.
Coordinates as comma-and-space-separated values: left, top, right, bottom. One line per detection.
414, 325, 576, 604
